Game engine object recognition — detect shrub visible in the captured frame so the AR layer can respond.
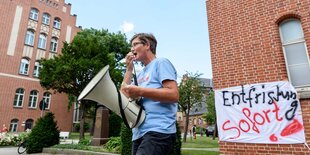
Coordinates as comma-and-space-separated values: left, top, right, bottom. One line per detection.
0, 131, 31, 146
78, 138, 91, 145
109, 112, 122, 137
170, 123, 182, 155
26, 112, 60, 153
105, 136, 121, 152
120, 123, 132, 155
0, 133, 20, 146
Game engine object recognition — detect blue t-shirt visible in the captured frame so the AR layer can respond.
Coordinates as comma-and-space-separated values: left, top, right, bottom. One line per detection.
132, 57, 178, 141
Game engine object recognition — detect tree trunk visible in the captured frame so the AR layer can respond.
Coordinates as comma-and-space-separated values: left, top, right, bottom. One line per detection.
182, 104, 191, 143
79, 100, 86, 140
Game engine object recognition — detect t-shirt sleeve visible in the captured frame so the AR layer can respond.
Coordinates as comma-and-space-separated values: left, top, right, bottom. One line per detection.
157, 58, 177, 84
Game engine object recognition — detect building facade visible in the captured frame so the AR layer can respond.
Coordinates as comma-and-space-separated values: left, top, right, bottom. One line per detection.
0, 0, 80, 132
207, 0, 310, 154
177, 75, 213, 133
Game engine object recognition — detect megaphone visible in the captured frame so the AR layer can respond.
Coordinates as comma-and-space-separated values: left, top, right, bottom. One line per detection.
78, 65, 145, 128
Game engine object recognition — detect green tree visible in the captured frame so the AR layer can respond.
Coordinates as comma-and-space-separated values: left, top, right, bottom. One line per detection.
178, 73, 204, 143
26, 112, 59, 153
204, 91, 217, 139
39, 28, 130, 139
205, 91, 215, 124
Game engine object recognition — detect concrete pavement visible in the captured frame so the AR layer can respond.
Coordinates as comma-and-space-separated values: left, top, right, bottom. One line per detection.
0, 146, 55, 155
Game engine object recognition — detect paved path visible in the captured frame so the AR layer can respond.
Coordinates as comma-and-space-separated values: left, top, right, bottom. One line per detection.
0, 146, 55, 155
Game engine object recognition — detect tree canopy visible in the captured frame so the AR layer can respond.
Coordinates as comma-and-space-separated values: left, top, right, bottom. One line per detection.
39, 28, 130, 97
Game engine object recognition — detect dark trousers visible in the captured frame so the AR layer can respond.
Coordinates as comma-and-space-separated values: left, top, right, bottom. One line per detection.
132, 131, 176, 155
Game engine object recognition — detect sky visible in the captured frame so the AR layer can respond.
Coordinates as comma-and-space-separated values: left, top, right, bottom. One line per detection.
65, 0, 212, 82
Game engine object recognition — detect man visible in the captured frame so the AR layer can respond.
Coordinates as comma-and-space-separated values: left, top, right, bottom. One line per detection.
121, 33, 179, 155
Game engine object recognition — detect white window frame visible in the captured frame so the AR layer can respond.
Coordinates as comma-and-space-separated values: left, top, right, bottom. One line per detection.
38, 33, 47, 49
29, 8, 39, 21
279, 18, 310, 88
43, 92, 51, 109
28, 90, 38, 108
50, 37, 58, 53
33, 61, 41, 77
25, 30, 35, 46
19, 58, 29, 75
10, 119, 18, 132
14, 88, 24, 107
53, 18, 61, 29
42, 13, 50, 25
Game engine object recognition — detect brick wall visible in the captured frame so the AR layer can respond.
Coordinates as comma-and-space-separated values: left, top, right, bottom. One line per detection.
206, 0, 310, 154
0, 0, 80, 132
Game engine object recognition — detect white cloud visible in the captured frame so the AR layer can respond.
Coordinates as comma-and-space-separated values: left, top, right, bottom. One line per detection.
120, 21, 134, 33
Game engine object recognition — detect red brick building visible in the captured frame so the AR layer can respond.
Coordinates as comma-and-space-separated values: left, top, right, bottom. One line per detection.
0, 0, 80, 132
206, 0, 310, 154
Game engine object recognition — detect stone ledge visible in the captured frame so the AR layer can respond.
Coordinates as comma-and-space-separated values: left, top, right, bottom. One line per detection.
296, 87, 310, 99
43, 148, 119, 155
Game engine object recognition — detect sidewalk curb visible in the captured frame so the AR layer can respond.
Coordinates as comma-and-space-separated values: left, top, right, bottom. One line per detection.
43, 148, 120, 155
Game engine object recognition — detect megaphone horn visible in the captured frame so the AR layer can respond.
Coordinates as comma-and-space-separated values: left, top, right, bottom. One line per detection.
78, 65, 145, 128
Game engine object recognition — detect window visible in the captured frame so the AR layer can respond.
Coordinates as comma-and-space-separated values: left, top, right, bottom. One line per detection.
25, 30, 35, 46
50, 37, 58, 52
28, 90, 38, 108
53, 18, 61, 29
9, 119, 19, 132
24, 119, 34, 131
279, 18, 310, 87
42, 13, 50, 25
19, 58, 29, 75
38, 33, 47, 49
33, 61, 42, 77
43, 92, 51, 109
14, 88, 24, 107
29, 8, 39, 21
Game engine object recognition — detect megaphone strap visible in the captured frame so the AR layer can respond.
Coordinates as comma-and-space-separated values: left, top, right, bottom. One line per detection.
133, 99, 144, 128
116, 88, 130, 129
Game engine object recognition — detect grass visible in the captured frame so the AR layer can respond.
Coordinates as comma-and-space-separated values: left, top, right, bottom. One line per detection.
182, 150, 219, 155
181, 135, 219, 155
54, 132, 219, 155
69, 132, 91, 140
182, 135, 219, 148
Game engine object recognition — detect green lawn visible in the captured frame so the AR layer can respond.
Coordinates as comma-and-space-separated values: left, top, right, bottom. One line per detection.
181, 135, 219, 155
69, 132, 91, 140
182, 135, 219, 148
182, 150, 219, 155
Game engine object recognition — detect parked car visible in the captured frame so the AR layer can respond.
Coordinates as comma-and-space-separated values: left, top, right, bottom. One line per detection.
205, 125, 215, 137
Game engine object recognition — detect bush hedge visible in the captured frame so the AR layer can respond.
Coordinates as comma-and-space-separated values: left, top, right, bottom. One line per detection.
25, 112, 60, 153
120, 123, 132, 155
109, 111, 122, 137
